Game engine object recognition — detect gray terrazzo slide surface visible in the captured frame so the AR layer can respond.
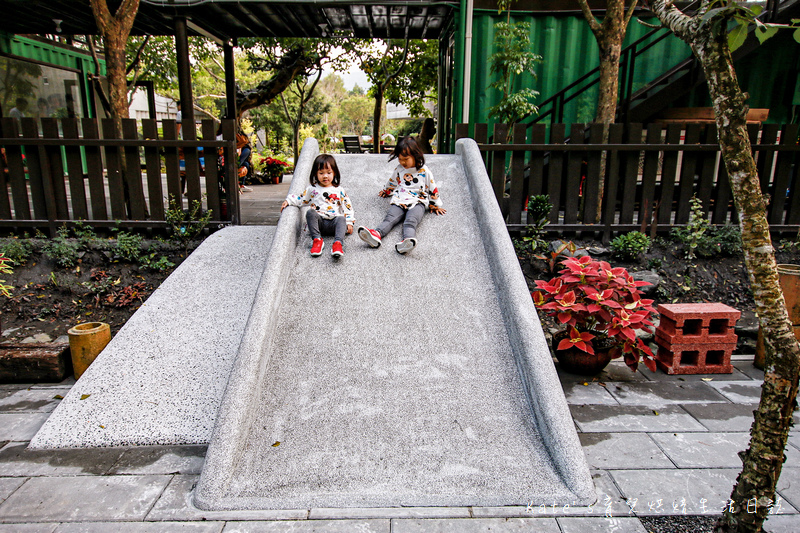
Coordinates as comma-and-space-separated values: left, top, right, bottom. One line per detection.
29, 225, 276, 448
194, 138, 593, 510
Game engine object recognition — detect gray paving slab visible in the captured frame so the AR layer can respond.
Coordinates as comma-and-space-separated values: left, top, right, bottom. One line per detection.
561, 382, 620, 405
0, 525, 57, 533
789, 433, 800, 452
579, 433, 675, 469
605, 382, 730, 406
570, 404, 707, 433
146, 475, 307, 522
764, 514, 800, 532
0, 478, 25, 503
0, 442, 124, 476
638, 365, 752, 382
392, 517, 561, 532
0, 475, 171, 522
29, 378, 75, 390
55, 523, 224, 533
556, 516, 648, 533
0, 414, 50, 441
29, 226, 276, 448
611, 468, 742, 515
0, 389, 63, 413
680, 403, 757, 432
308, 508, 472, 520
706, 381, 764, 404
649, 432, 753, 468
195, 139, 592, 510
108, 445, 207, 475
777, 467, 800, 513
221, 521, 388, 533
733, 361, 765, 381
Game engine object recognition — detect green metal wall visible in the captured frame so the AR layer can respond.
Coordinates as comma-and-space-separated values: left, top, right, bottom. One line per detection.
0, 31, 105, 119
0, 32, 104, 75
464, 12, 692, 128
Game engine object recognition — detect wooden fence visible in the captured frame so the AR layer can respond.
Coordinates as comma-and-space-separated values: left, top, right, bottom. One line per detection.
0, 117, 240, 235
456, 122, 800, 239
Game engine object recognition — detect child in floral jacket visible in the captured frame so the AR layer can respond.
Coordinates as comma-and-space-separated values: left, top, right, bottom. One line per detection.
357, 136, 445, 254
281, 154, 354, 258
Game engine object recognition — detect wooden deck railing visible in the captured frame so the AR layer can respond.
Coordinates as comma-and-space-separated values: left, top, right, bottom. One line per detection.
0, 117, 240, 235
456, 122, 800, 239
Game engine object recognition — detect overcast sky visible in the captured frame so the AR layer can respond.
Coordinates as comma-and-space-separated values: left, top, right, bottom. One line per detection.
322, 62, 371, 91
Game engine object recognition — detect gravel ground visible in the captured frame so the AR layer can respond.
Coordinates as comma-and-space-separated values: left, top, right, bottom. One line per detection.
640, 515, 717, 532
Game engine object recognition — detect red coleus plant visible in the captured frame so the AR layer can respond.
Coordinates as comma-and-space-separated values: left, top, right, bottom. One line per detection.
532, 255, 658, 372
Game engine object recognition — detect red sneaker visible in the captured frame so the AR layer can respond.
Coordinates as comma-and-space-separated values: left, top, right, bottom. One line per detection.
331, 241, 344, 258
310, 238, 324, 256
357, 227, 382, 248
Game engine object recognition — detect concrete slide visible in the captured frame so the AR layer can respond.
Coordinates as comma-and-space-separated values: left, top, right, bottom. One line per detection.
193, 138, 593, 510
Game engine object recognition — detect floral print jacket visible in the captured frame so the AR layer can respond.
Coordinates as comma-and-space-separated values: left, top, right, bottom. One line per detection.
285, 185, 355, 225
382, 164, 443, 210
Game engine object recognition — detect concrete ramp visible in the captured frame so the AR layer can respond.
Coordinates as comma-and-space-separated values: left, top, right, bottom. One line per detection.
194, 138, 593, 510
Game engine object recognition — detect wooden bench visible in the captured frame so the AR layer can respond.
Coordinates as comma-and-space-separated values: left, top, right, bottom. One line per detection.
342, 136, 367, 153
656, 107, 769, 124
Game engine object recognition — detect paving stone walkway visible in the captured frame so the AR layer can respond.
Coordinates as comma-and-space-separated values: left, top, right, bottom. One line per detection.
0, 354, 798, 532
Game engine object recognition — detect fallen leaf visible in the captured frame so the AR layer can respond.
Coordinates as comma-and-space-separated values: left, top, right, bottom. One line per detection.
99, 425, 105, 429
701, 377, 713, 382
582, 382, 589, 386
653, 410, 659, 416
80, 394, 91, 400
272, 441, 280, 447
53, 395, 63, 400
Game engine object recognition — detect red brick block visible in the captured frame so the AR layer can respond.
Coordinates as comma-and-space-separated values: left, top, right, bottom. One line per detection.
654, 340, 735, 375
655, 327, 738, 347
657, 303, 741, 338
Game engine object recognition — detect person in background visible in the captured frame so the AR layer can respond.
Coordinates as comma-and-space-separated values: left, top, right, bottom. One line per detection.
9, 98, 28, 120
417, 118, 436, 154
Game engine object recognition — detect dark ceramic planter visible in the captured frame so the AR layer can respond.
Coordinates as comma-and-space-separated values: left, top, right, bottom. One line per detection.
553, 329, 615, 376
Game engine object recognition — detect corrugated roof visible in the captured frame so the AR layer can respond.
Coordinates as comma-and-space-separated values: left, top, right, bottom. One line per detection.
0, 0, 456, 40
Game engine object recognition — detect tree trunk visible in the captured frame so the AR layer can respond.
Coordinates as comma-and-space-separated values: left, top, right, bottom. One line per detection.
372, 87, 384, 154
236, 47, 315, 118
648, 2, 800, 532
577, 0, 636, 221
90, 0, 140, 121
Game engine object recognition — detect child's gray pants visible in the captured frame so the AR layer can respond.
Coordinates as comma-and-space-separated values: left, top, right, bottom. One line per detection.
376, 203, 426, 240
306, 210, 346, 242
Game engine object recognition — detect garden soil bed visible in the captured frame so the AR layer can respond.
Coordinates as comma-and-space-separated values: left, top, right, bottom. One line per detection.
2, 233, 799, 349
0, 239, 201, 344
517, 236, 800, 352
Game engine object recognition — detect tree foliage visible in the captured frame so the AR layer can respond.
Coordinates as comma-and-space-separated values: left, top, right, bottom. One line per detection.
349, 38, 437, 152
488, 20, 541, 125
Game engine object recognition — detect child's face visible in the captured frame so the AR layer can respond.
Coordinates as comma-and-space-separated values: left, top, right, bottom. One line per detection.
398, 151, 415, 170
316, 164, 335, 187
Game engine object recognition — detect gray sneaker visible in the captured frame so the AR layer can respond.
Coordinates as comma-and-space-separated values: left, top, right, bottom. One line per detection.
395, 238, 417, 254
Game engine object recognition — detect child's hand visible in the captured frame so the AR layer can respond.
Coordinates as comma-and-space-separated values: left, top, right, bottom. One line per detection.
378, 189, 391, 198
280, 200, 289, 211
430, 205, 447, 215
346, 224, 354, 235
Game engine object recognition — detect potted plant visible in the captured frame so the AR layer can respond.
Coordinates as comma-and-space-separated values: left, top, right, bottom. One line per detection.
532, 255, 658, 374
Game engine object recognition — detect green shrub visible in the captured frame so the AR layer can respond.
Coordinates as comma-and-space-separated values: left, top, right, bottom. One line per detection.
610, 231, 651, 261
0, 238, 33, 265
115, 232, 144, 262
43, 227, 80, 268
670, 195, 710, 260
711, 224, 743, 256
